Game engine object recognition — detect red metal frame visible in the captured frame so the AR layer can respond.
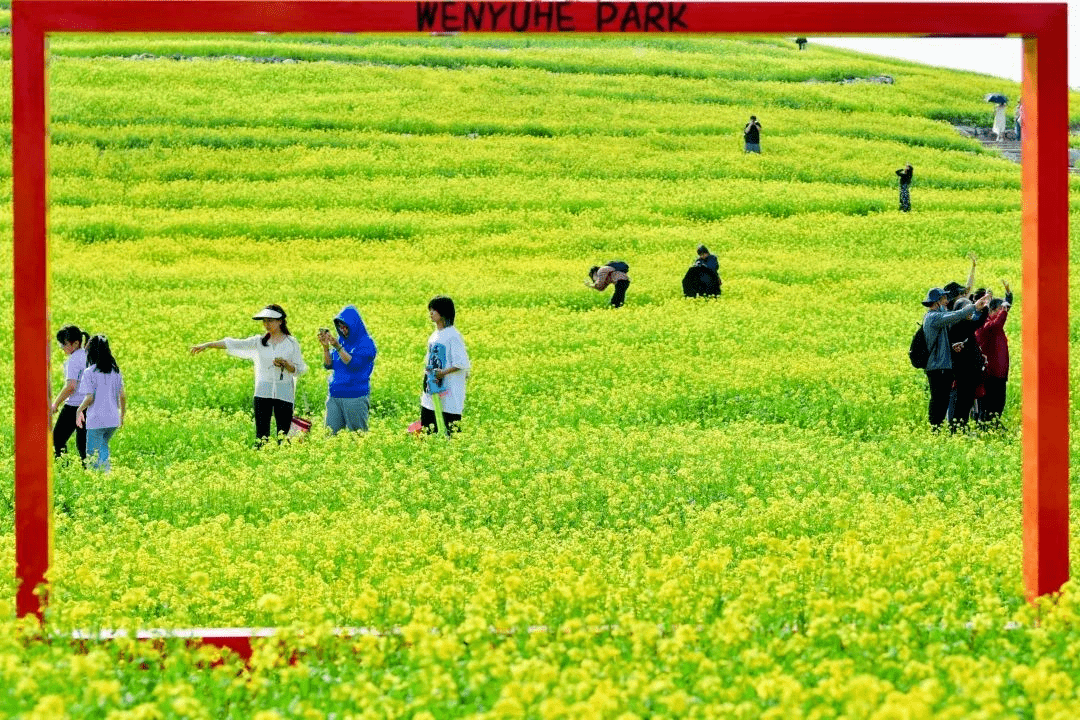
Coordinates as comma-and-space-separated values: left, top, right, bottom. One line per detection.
12, 2, 1070, 630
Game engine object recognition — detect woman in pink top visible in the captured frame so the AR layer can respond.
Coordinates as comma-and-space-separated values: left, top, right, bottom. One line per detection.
75, 335, 126, 471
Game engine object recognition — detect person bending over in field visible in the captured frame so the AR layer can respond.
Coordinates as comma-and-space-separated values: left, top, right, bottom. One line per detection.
974, 284, 1013, 427
585, 262, 631, 308
920, 287, 991, 430
420, 296, 471, 436
51, 324, 91, 463
318, 305, 377, 434
191, 304, 307, 443
75, 335, 126, 472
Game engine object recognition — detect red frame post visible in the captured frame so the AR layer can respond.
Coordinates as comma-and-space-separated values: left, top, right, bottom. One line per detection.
12, 3, 51, 621
10, 2, 1070, 623
1021, 23, 1070, 602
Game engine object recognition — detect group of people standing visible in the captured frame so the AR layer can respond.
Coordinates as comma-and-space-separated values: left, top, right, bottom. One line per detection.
918, 255, 1013, 431
53, 296, 471, 469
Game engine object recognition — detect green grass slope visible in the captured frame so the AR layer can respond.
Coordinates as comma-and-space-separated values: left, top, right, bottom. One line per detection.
0, 31, 1078, 718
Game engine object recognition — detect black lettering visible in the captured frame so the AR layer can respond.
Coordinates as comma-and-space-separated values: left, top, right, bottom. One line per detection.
416, 2, 439, 30
644, 2, 664, 31
441, 2, 461, 32
597, 2, 618, 30
667, 2, 688, 30
488, 2, 508, 29
510, 2, 531, 31
463, 2, 485, 31
620, 2, 641, 31
557, 3, 575, 31
534, 1, 555, 30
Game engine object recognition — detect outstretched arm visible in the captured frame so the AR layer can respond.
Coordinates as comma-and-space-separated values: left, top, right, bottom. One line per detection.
191, 340, 226, 354
963, 254, 977, 296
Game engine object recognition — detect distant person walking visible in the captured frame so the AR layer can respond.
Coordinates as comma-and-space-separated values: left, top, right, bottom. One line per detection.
992, 102, 1007, 141
51, 325, 90, 462
920, 287, 991, 429
1014, 100, 1023, 141
75, 335, 126, 471
191, 304, 308, 443
743, 115, 762, 153
586, 262, 631, 308
318, 305, 377, 434
420, 296, 471, 436
896, 164, 913, 212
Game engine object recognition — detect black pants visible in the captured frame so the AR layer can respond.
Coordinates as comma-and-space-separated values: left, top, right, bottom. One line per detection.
950, 372, 980, 431
926, 369, 953, 428
980, 376, 1008, 423
420, 405, 461, 436
611, 279, 630, 308
53, 404, 87, 460
254, 397, 294, 441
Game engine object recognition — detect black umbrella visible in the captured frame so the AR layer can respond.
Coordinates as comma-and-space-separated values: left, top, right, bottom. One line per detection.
985, 93, 1008, 104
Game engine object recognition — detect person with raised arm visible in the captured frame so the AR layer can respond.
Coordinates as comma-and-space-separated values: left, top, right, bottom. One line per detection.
191, 304, 307, 443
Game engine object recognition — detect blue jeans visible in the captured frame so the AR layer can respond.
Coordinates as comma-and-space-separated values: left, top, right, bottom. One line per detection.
86, 427, 117, 471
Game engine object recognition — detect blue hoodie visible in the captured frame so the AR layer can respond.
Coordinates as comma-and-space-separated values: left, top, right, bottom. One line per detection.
326, 305, 377, 398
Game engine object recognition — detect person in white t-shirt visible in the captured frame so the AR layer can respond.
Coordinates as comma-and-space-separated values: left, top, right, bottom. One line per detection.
419, 296, 471, 435
51, 324, 91, 462
75, 335, 126, 472
191, 304, 308, 443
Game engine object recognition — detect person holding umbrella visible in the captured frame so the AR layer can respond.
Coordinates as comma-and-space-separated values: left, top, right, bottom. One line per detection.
986, 93, 1008, 140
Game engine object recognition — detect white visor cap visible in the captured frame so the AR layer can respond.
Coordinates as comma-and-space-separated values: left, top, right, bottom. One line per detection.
252, 307, 284, 320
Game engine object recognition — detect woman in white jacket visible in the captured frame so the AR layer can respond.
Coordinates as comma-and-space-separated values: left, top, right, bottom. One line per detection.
192, 304, 307, 442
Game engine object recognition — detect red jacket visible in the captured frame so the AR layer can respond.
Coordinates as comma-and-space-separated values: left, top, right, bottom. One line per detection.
975, 308, 1010, 378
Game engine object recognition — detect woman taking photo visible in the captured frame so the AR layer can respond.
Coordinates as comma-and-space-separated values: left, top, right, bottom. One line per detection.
191, 304, 308, 443
51, 325, 91, 461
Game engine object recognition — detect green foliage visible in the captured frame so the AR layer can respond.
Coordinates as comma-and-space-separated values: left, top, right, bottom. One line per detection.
1, 32, 1080, 718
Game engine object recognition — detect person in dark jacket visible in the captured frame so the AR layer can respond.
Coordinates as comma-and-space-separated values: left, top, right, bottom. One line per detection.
683, 245, 721, 297
695, 245, 719, 272
975, 294, 1012, 426
945, 297, 986, 430
318, 305, 377, 433
921, 287, 991, 429
744, 116, 762, 153
896, 164, 913, 212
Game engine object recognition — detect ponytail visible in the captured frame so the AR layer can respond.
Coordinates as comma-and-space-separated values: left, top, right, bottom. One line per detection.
85, 335, 120, 374
56, 325, 90, 347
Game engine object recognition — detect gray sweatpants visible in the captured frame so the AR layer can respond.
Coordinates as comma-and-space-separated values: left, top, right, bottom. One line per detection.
326, 395, 370, 434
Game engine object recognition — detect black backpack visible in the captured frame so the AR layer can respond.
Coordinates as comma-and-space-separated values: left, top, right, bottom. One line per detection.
909, 324, 929, 369
606, 261, 630, 273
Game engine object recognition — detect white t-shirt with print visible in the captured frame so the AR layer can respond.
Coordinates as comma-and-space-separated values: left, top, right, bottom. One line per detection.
420, 326, 471, 415
225, 335, 307, 403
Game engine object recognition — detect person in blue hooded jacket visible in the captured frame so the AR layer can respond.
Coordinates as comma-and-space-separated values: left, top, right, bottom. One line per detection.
317, 305, 377, 434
